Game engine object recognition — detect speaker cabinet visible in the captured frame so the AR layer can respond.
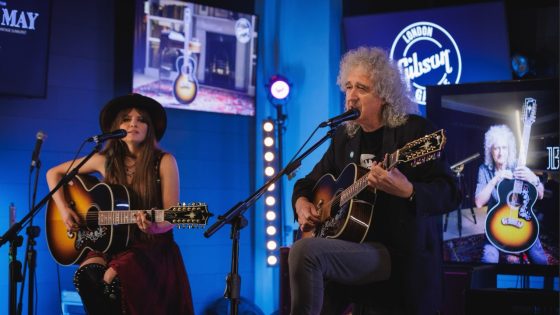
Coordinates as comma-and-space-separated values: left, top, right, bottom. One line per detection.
465, 288, 559, 315
441, 265, 497, 315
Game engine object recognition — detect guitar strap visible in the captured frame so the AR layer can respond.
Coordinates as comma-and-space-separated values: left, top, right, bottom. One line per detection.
154, 151, 165, 208
381, 126, 398, 159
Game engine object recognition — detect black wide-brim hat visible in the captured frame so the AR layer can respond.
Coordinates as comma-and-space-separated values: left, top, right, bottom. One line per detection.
99, 93, 167, 141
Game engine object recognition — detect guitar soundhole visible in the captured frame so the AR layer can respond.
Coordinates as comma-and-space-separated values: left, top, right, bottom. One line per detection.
506, 191, 522, 209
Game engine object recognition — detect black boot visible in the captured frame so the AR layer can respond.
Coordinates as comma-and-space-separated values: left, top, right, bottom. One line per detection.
73, 263, 122, 315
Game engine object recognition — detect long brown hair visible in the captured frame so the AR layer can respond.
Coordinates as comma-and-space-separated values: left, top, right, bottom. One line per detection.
101, 107, 163, 210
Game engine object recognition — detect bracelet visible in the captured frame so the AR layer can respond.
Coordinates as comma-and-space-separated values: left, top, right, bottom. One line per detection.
407, 189, 416, 202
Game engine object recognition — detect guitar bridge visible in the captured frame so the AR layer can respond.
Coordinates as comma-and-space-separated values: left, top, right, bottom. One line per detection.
501, 217, 524, 228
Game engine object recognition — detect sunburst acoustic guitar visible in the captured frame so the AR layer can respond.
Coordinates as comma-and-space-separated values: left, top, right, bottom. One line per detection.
302, 129, 447, 243
173, 6, 199, 105
485, 98, 540, 254
46, 174, 211, 266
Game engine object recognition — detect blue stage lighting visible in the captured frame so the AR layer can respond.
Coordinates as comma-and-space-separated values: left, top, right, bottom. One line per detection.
267, 75, 291, 104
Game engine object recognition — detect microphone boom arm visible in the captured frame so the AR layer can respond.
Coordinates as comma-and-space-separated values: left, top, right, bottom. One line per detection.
450, 153, 480, 172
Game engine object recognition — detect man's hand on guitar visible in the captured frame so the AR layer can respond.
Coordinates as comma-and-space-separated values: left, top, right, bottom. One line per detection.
295, 197, 320, 232
367, 162, 413, 199
513, 166, 539, 184
492, 169, 513, 185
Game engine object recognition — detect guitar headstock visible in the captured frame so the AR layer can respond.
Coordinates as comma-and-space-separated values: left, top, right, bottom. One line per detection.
388, 129, 446, 169
165, 202, 212, 229
522, 97, 537, 126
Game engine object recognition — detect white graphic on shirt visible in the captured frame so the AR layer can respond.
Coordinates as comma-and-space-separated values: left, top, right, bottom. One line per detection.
360, 154, 376, 169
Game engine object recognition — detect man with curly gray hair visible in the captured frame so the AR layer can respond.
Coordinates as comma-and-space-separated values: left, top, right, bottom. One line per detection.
289, 47, 459, 314
475, 124, 545, 264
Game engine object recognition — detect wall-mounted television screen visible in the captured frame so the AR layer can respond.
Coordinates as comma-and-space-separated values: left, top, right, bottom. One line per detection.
0, 0, 51, 98
427, 78, 559, 276
132, 1, 258, 116
343, 2, 511, 112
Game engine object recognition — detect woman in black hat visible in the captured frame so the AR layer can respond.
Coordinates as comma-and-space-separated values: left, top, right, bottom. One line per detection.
46, 93, 194, 314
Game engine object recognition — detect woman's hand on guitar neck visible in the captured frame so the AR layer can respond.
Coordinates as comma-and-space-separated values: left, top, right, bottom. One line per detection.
135, 210, 175, 234
295, 197, 320, 232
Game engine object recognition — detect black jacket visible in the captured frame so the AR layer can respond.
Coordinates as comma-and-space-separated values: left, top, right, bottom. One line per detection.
292, 115, 460, 314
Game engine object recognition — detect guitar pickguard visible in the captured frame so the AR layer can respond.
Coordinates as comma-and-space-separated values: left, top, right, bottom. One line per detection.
318, 202, 349, 238
75, 226, 109, 250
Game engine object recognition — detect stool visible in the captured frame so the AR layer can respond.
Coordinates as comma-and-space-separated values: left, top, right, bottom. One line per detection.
61, 290, 85, 315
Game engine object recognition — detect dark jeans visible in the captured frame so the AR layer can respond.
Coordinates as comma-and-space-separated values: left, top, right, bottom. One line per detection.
482, 237, 548, 264
288, 238, 391, 315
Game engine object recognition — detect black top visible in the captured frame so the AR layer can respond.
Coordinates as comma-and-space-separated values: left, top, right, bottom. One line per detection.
291, 115, 460, 314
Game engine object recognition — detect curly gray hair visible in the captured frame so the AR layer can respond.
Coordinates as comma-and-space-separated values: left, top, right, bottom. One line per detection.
337, 47, 418, 137
483, 124, 517, 170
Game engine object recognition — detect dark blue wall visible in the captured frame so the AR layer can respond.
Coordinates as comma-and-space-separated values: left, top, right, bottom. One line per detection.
0, 0, 255, 313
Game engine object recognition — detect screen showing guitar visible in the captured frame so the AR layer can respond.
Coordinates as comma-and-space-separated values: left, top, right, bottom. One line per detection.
131, 2, 258, 116
427, 78, 559, 273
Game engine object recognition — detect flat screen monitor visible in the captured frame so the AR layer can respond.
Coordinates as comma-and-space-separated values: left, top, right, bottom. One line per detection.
427, 78, 559, 276
132, 1, 258, 116
343, 2, 511, 112
0, 0, 51, 98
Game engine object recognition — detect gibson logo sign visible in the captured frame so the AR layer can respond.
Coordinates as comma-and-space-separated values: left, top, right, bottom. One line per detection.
0, 2, 40, 35
390, 21, 462, 105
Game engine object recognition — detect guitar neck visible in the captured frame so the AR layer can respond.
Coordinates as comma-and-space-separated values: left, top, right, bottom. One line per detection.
517, 123, 532, 168
339, 175, 369, 205
339, 153, 400, 205
183, 7, 192, 57
337, 129, 445, 205
98, 210, 166, 226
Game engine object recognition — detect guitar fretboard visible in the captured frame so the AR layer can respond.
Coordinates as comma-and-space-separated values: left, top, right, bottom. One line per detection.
97, 210, 165, 225
340, 175, 369, 206
514, 98, 536, 193
339, 152, 398, 205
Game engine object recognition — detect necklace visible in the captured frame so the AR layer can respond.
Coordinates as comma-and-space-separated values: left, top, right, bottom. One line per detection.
125, 160, 136, 178
125, 167, 136, 177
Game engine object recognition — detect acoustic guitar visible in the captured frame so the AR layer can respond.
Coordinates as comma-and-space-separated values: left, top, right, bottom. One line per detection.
485, 98, 540, 253
303, 129, 446, 243
173, 6, 199, 104
46, 175, 211, 265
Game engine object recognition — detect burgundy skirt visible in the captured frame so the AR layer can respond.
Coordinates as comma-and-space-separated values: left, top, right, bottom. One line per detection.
87, 231, 194, 315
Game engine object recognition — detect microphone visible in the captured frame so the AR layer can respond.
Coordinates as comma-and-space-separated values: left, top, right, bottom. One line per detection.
9, 202, 16, 227
319, 108, 360, 128
450, 153, 480, 173
87, 129, 127, 143
30, 131, 46, 171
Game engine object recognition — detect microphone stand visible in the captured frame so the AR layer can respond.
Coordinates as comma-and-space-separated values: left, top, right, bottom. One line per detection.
16, 159, 43, 315
204, 126, 339, 315
0, 141, 103, 315
444, 153, 480, 237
